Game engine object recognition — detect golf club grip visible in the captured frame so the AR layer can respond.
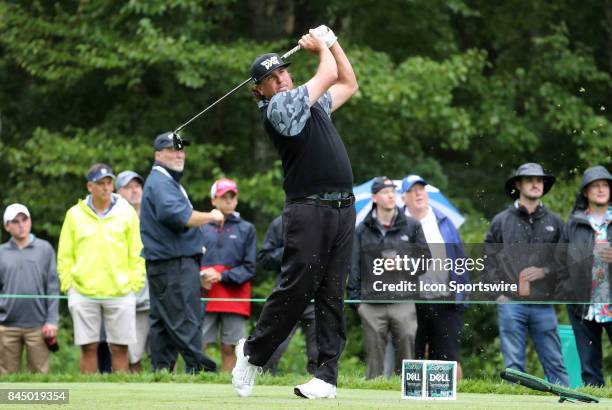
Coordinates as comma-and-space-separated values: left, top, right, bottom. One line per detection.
281, 45, 301, 59
500, 370, 550, 393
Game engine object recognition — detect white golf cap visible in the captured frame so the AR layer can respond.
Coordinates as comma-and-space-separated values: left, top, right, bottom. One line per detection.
3, 203, 30, 224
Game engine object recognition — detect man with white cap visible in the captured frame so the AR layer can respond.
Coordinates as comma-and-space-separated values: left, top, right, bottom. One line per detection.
0, 203, 59, 374
58, 163, 145, 374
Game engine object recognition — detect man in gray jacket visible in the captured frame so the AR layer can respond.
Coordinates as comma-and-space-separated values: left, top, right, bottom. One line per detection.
0, 203, 59, 374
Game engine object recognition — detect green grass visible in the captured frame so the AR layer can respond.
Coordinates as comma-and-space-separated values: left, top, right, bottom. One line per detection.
2, 372, 611, 397
0, 382, 610, 409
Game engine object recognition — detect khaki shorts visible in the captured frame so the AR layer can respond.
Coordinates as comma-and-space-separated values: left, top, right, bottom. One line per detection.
202, 313, 245, 346
68, 288, 136, 346
0, 325, 50, 374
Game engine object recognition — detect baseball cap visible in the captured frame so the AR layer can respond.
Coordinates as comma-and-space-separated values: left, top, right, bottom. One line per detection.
401, 175, 427, 193
116, 171, 144, 190
3, 203, 30, 224
154, 132, 190, 151
210, 178, 238, 198
371, 177, 397, 194
250, 53, 291, 84
87, 164, 115, 183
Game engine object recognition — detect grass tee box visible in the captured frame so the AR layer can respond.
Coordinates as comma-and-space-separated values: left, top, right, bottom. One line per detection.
402, 360, 457, 400
6, 382, 609, 409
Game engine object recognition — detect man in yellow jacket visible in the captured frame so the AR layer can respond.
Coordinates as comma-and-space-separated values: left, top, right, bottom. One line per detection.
58, 163, 145, 373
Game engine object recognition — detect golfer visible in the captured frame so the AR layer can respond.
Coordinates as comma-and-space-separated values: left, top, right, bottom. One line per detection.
232, 26, 358, 399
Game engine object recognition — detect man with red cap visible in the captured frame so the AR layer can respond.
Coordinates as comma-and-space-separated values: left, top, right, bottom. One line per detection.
200, 178, 256, 372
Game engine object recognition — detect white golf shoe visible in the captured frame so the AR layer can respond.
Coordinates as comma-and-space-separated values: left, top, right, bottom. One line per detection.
294, 377, 337, 399
231, 338, 261, 397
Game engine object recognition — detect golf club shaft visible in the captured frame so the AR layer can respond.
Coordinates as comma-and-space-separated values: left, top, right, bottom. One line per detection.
174, 77, 251, 133
174, 44, 302, 134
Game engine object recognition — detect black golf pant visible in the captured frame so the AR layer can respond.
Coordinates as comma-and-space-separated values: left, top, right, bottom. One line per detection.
146, 256, 216, 373
245, 200, 355, 385
263, 303, 318, 375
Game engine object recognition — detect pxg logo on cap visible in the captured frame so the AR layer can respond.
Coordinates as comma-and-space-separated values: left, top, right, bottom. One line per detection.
260, 55, 280, 70
251, 53, 291, 83
402, 360, 457, 400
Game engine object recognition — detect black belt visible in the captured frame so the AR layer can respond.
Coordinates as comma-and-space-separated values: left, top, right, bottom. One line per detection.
300, 195, 355, 208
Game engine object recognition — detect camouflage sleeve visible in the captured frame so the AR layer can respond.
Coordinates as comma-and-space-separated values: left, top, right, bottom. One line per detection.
266, 85, 311, 137
317, 91, 332, 117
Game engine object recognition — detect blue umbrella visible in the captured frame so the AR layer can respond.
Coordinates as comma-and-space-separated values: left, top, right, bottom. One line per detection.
354, 178, 466, 229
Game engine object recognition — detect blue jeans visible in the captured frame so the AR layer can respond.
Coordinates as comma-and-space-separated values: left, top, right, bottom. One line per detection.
567, 305, 612, 387
498, 304, 569, 386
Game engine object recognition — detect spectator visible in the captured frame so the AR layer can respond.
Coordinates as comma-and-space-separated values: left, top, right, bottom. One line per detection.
347, 177, 428, 379
200, 178, 256, 372
557, 165, 612, 387
140, 132, 223, 373
0, 203, 59, 374
57, 163, 145, 374
259, 214, 318, 376
484, 162, 569, 386
401, 175, 467, 379
116, 170, 150, 373
117, 170, 144, 215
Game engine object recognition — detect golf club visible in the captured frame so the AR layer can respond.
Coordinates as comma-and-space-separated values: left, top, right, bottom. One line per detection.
171, 44, 302, 150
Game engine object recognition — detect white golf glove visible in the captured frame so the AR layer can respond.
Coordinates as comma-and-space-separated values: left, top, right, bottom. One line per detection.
312, 25, 337, 48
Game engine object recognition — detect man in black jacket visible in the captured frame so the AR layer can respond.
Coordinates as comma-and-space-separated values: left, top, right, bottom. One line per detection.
347, 177, 428, 379
140, 133, 224, 374
258, 215, 318, 376
484, 162, 568, 386
557, 165, 612, 386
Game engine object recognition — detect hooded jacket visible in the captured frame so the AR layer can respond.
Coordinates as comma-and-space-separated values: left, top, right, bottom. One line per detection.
556, 165, 612, 313
556, 210, 612, 309
347, 207, 429, 301
572, 165, 612, 212
484, 202, 564, 300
